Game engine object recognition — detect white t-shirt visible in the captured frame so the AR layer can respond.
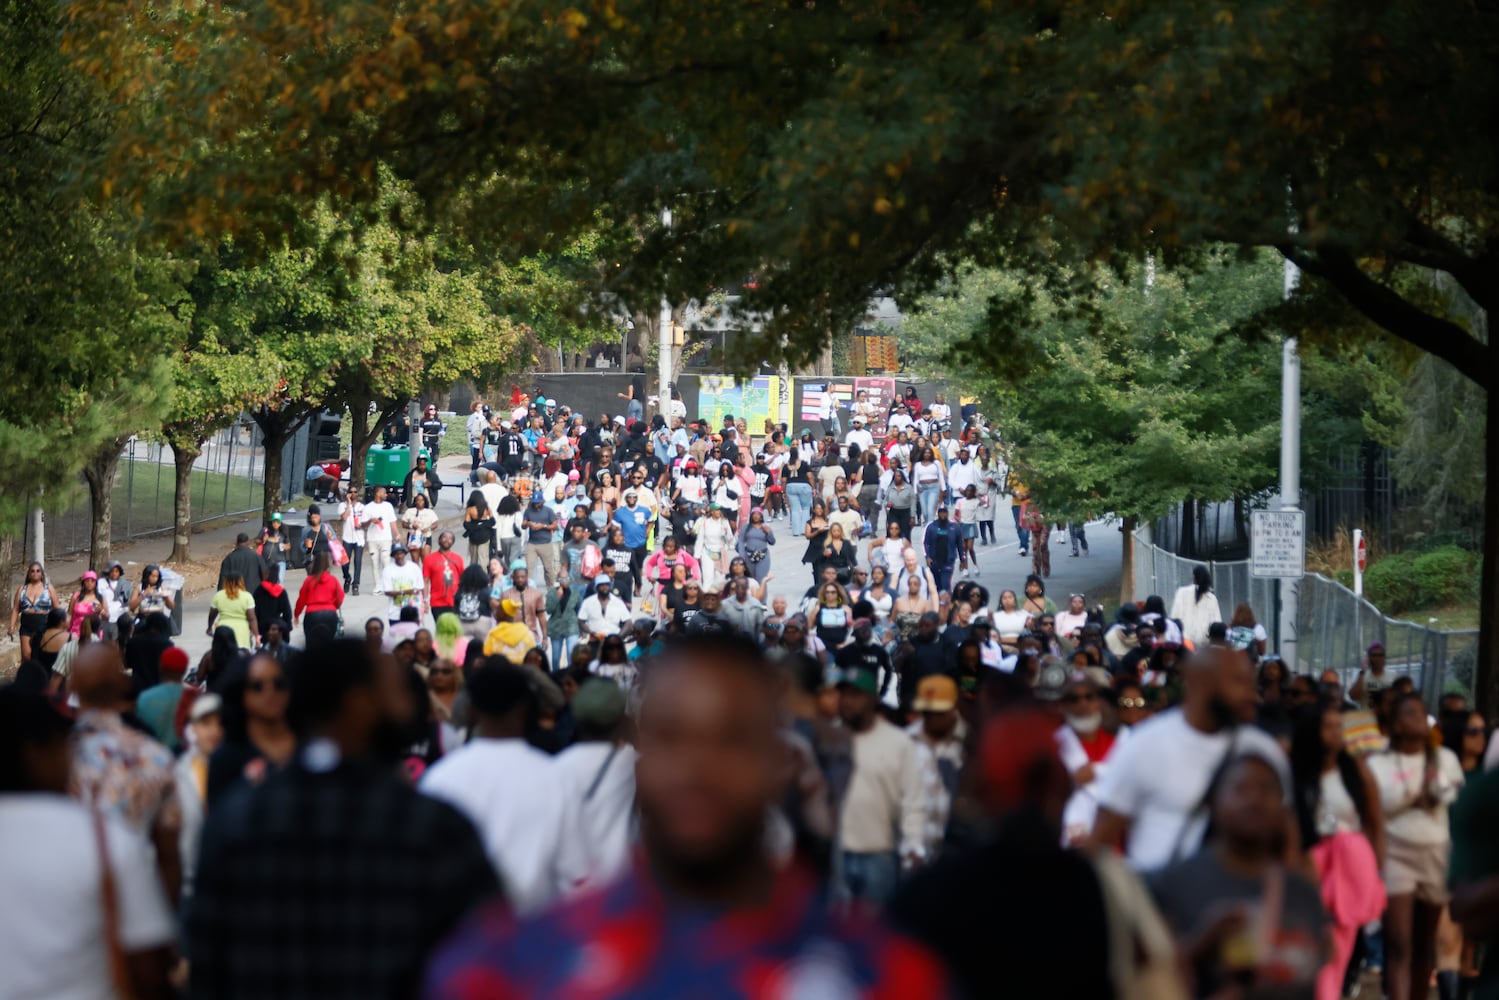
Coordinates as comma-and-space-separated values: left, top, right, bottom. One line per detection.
0, 797, 174, 1000
363, 500, 397, 543
844, 429, 874, 453
1093, 708, 1290, 871
421, 739, 568, 916
339, 500, 366, 545
578, 594, 630, 637
888, 412, 914, 434
380, 560, 424, 619
1367, 746, 1465, 845
552, 741, 639, 899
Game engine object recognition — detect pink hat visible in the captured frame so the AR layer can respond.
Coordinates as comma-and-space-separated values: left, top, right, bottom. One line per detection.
567, 470, 581, 481
81, 570, 98, 581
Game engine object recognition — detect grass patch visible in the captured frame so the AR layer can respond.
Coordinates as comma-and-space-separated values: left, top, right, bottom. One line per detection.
1396, 603, 1481, 631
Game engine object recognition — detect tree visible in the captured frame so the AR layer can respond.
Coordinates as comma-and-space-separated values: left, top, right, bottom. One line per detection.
159, 320, 281, 564
0, 1, 183, 582
905, 250, 1286, 599
71, 1, 1499, 704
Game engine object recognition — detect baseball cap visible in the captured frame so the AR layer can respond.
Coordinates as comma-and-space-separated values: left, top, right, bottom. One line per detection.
391, 542, 408, 554
913, 674, 958, 712
567, 470, 581, 481
572, 679, 627, 730
160, 647, 191, 675
622, 489, 638, 501
417, 449, 429, 460
684, 460, 698, 469
500, 598, 520, 618
271, 511, 283, 522
834, 666, 879, 696
1033, 659, 1070, 701
189, 693, 224, 723
529, 494, 543, 504
1367, 642, 1385, 654
509, 558, 528, 572
613, 415, 626, 426
81, 570, 98, 581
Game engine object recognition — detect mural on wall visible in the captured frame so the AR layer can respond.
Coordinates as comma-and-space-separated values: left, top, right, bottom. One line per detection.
696, 375, 780, 431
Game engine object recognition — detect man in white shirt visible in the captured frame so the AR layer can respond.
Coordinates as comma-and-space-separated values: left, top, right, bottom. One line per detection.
843, 417, 874, 456
887, 409, 914, 435
379, 543, 425, 624
834, 664, 925, 904
551, 679, 638, 899
578, 579, 631, 641
362, 486, 397, 592
946, 447, 978, 502
1090, 646, 1290, 870
851, 389, 878, 428
466, 400, 489, 479
421, 662, 567, 916
478, 469, 508, 516
829, 495, 864, 540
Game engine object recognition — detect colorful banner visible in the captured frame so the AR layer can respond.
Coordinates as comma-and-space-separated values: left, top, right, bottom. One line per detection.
696, 374, 780, 432
854, 377, 896, 437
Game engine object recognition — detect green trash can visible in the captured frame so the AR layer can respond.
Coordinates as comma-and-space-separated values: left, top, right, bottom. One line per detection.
365, 446, 409, 501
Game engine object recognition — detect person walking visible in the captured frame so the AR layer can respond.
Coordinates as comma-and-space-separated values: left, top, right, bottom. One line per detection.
782, 452, 815, 536
922, 506, 962, 593
207, 573, 258, 651
424, 633, 948, 999
420, 661, 568, 916
1170, 566, 1224, 649
294, 551, 345, 648
423, 531, 464, 622
363, 486, 398, 593
1368, 693, 1466, 1000
522, 494, 560, 587
9, 561, 58, 660
188, 640, 500, 1000
832, 662, 926, 904
338, 492, 366, 595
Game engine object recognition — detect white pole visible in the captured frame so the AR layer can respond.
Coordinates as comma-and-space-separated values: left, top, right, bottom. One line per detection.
1279, 257, 1301, 668
1352, 528, 1365, 598
657, 208, 673, 419
28, 494, 44, 565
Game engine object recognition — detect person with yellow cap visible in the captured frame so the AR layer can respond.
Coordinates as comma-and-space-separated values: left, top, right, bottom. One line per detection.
483, 598, 536, 664
906, 675, 967, 860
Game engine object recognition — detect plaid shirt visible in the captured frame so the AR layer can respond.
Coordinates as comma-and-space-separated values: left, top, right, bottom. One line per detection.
423, 859, 951, 1000
188, 744, 501, 1000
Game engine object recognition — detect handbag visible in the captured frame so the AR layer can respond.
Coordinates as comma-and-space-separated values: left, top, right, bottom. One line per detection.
328, 534, 349, 566
92, 811, 138, 1000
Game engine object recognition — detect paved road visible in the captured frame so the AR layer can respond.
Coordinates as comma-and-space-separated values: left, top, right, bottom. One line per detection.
173, 454, 1126, 659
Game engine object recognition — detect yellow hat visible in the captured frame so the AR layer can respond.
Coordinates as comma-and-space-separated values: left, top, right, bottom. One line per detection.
500, 598, 520, 619
913, 674, 959, 712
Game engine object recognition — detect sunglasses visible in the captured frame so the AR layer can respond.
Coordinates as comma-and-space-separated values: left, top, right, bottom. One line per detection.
248, 676, 288, 693
1118, 697, 1147, 710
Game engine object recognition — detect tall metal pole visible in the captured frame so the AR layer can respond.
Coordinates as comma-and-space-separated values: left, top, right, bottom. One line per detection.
28, 493, 44, 564
657, 208, 673, 419
1279, 257, 1301, 667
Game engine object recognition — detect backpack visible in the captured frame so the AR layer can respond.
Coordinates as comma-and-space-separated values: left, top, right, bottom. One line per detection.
581, 545, 603, 580
457, 590, 483, 623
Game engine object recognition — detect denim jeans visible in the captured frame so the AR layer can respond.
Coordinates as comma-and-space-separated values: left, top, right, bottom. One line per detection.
1011, 505, 1027, 549
550, 633, 579, 669
837, 850, 900, 906
918, 483, 941, 524
342, 543, 364, 588
786, 482, 814, 536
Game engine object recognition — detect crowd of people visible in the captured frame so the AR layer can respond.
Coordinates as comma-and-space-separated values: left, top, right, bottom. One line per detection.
4, 386, 1499, 1000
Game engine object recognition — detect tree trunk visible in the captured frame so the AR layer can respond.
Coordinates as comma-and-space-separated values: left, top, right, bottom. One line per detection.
1119, 515, 1138, 609
348, 405, 370, 501
82, 442, 124, 571
257, 420, 289, 524
0, 534, 16, 630
167, 440, 201, 564
1180, 497, 1197, 558
1477, 386, 1499, 720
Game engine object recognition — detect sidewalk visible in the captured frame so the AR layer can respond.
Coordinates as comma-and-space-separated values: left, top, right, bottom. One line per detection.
3, 450, 475, 670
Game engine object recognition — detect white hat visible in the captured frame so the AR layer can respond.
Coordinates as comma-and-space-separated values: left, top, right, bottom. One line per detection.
190, 693, 223, 722
613, 415, 626, 426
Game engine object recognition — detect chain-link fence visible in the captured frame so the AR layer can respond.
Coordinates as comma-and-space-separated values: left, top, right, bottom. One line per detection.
1132, 530, 1479, 704
24, 420, 267, 562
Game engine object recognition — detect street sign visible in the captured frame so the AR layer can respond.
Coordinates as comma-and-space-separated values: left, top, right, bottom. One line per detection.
1251, 510, 1306, 579
1353, 528, 1366, 596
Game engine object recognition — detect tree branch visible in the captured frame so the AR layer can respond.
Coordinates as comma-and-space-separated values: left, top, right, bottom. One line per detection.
1279, 245, 1491, 390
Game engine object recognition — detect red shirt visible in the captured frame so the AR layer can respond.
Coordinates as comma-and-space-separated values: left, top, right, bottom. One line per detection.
319, 461, 342, 478
294, 572, 345, 616
423, 550, 464, 607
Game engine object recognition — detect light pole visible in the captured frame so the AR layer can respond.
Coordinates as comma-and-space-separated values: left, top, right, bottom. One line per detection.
657, 208, 673, 420
1279, 257, 1301, 666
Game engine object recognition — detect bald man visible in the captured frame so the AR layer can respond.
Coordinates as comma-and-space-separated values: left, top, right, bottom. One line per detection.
69, 643, 183, 900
